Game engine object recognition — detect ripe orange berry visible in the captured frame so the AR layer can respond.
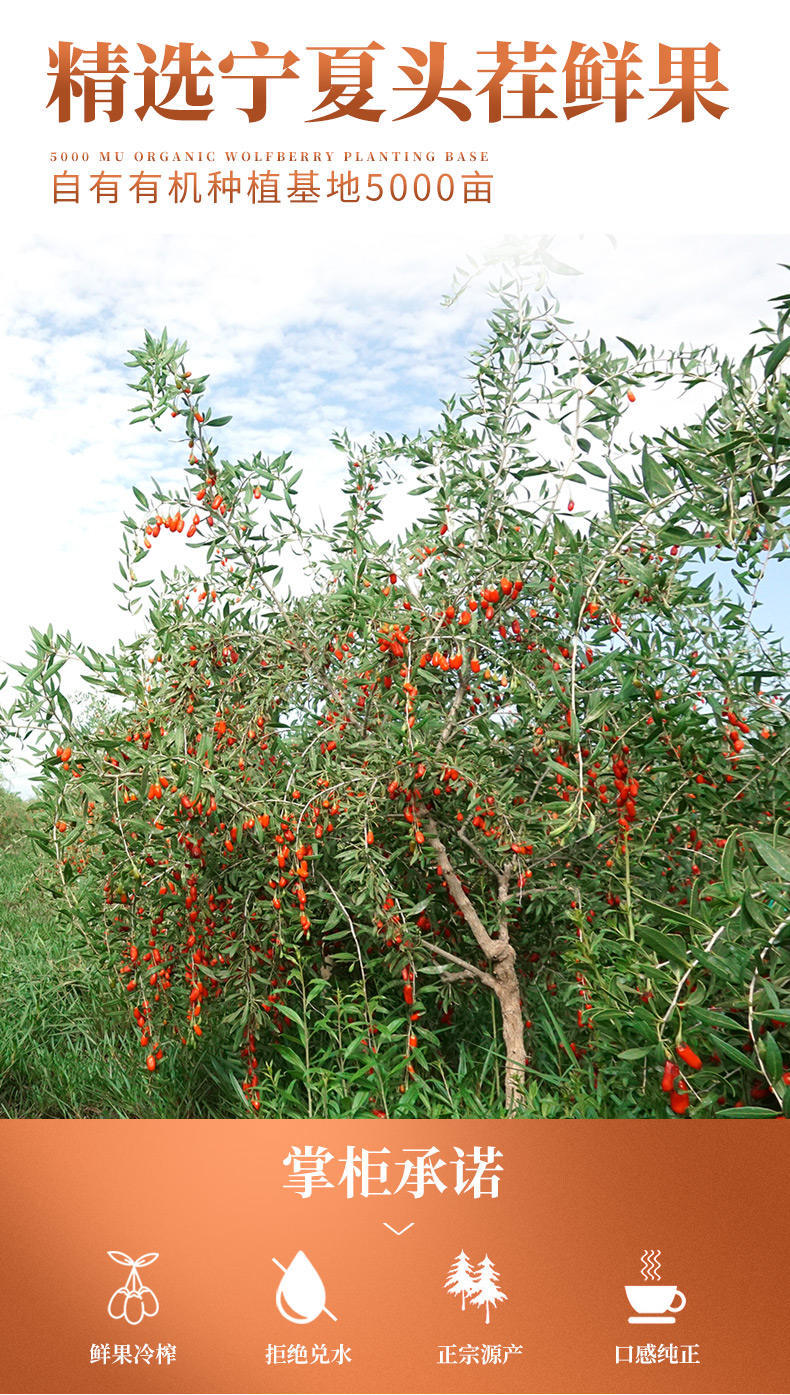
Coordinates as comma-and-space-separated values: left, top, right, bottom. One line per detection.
669, 1088, 689, 1115
677, 1043, 702, 1071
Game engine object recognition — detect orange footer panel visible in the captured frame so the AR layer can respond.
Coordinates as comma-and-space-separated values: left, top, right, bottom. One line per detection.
0, 1120, 786, 1395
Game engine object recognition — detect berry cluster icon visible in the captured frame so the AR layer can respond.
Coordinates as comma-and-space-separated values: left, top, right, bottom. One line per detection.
106, 1251, 159, 1326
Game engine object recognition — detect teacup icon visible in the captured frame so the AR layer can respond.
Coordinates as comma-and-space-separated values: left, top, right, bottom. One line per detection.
625, 1284, 686, 1324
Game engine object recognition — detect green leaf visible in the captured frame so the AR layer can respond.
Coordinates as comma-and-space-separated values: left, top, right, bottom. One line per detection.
579, 459, 607, 479
641, 447, 673, 499
276, 1003, 306, 1034
720, 831, 739, 899
714, 1036, 757, 1072
715, 1106, 778, 1119
637, 925, 690, 967
56, 692, 73, 724
760, 1032, 783, 1084
746, 832, 790, 881
763, 338, 790, 377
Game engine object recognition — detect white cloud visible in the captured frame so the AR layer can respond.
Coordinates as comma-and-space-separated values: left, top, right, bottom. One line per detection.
2, 223, 788, 796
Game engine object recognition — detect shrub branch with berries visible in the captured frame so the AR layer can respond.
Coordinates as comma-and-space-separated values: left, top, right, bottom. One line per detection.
7, 281, 790, 1118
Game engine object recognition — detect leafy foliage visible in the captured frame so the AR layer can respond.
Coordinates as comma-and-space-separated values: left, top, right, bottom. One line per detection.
5, 282, 790, 1118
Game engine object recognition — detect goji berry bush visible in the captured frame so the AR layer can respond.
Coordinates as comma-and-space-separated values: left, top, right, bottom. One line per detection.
7, 282, 790, 1118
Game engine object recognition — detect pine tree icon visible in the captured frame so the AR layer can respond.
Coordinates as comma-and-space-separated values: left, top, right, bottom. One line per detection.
470, 1254, 507, 1324
444, 1250, 477, 1311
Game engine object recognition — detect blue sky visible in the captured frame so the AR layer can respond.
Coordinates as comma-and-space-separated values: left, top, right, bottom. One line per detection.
1, 232, 788, 790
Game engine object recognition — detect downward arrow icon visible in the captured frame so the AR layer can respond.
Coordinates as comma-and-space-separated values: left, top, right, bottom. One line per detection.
383, 1222, 414, 1236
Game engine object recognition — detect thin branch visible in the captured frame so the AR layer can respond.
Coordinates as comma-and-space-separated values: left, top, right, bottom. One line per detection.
420, 808, 501, 961
426, 941, 498, 992
319, 874, 390, 1117
747, 910, 790, 1106
456, 828, 503, 881
497, 857, 515, 940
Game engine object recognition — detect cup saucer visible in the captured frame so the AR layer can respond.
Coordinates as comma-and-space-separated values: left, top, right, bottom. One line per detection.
628, 1315, 676, 1324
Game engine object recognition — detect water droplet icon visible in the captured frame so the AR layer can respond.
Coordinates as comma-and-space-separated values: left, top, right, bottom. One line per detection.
273, 1251, 336, 1324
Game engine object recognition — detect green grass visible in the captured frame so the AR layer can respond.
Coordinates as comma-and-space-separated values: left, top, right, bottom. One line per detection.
0, 800, 240, 1117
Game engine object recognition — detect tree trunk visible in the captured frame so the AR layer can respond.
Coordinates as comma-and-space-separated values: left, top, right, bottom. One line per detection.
493, 945, 527, 1115
421, 809, 527, 1115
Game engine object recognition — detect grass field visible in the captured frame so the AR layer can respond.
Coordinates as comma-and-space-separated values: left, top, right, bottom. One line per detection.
0, 790, 245, 1118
